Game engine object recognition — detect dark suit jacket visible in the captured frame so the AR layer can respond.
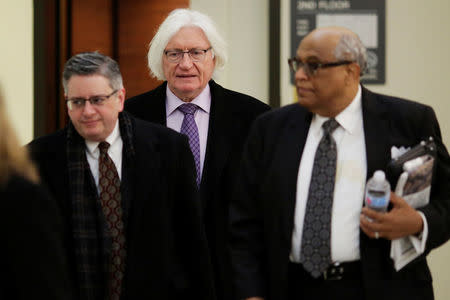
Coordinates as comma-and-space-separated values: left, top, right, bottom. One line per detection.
29, 114, 215, 300
230, 86, 450, 300
0, 175, 74, 299
125, 80, 270, 300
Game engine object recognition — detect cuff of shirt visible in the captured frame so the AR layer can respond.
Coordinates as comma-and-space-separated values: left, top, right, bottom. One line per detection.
408, 211, 428, 254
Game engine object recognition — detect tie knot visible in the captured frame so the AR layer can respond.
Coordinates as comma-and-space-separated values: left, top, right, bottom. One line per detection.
322, 118, 339, 135
98, 141, 110, 154
178, 103, 198, 115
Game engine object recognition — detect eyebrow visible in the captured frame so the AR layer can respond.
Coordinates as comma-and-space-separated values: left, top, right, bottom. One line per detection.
298, 55, 322, 62
165, 47, 208, 51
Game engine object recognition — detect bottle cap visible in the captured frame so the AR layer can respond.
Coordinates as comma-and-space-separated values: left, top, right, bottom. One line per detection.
373, 170, 386, 183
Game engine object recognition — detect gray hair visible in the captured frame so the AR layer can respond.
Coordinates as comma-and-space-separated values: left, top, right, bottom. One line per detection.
334, 34, 367, 75
62, 51, 123, 94
147, 9, 227, 80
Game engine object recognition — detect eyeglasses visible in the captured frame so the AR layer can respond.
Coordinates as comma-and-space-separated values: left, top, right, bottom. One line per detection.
164, 47, 213, 63
66, 90, 118, 111
288, 57, 354, 77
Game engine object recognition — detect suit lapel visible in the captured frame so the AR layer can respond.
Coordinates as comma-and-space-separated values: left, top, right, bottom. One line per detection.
361, 86, 391, 181
200, 82, 232, 195
360, 86, 393, 275
280, 106, 312, 246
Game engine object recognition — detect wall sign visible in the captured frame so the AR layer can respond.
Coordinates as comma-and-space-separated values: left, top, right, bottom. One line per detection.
291, 0, 385, 84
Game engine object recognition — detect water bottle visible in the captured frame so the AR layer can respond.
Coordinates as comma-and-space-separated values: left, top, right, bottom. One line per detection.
365, 170, 391, 212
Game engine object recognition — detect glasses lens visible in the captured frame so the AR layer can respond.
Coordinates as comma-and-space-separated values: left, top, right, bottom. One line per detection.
166, 51, 181, 62
189, 49, 206, 61
306, 62, 320, 76
67, 99, 80, 110
288, 58, 296, 72
90, 96, 106, 105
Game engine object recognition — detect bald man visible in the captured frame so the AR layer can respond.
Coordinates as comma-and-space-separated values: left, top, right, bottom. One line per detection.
230, 27, 450, 300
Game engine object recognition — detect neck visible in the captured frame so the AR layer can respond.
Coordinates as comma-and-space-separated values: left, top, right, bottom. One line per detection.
318, 84, 359, 118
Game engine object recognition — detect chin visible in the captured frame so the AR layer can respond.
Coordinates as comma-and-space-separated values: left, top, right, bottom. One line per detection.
297, 97, 313, 108
178, 83, 199, 92
83, 130, 104, 142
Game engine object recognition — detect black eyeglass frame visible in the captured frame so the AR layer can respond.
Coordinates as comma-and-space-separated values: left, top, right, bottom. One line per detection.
164, 47, 213, 63
288, 57, 354, 76
66, 89, 118, 110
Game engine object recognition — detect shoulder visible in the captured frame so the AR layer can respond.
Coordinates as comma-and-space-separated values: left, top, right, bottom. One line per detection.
130, 115, 191, 165
131, 114, 188, 145
125, 82, 166, 108
209, 80, 271, 114
363, 86, 441, 139
242, 104, 309, 143
1, 174, 46, 199
255, 103, 307, 126
28, 129, 67, 158
363, 87, 434, 116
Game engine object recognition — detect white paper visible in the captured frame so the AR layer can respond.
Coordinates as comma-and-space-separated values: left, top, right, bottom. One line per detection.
391, 157, 432, 271
316, 14, 378, 48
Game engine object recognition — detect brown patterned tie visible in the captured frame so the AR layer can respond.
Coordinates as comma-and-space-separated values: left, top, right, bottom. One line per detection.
98, 141, 126, 300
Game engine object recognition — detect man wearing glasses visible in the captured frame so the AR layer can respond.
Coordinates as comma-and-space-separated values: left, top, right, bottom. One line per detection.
230, 27, 450, 300
125, 9, 270, 300
29, 52, 214, 300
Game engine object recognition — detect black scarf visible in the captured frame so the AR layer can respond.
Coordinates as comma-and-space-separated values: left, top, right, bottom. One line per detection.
67, 112, 135, 299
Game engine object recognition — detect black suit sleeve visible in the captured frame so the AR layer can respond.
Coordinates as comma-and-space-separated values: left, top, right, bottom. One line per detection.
229, 119, 268, 299
416, 106, 450, 250
0, 176, 74, 300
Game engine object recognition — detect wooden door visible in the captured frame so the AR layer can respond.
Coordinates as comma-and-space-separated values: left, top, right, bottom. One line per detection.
34, 0, 188, 136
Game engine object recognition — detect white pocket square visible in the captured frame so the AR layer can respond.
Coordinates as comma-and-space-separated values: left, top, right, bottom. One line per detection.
391, 145, 410, 159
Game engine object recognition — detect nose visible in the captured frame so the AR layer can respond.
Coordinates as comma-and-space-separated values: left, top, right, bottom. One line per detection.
295, 65, 309, 82
178, 52, 193, 69
82, 100, 96, 115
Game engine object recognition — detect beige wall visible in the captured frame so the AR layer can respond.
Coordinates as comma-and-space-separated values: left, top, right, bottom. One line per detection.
2, 0, 449, 298
0, 0, 34, 144
190, 0, 269, 103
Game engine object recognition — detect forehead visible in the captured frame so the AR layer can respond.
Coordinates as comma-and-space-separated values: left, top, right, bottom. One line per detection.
66, 74, 111, 96
166, 26, 210, 48
297, 31, 340, 61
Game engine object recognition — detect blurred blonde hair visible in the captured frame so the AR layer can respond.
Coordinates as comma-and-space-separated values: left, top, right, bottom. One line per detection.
0, 88, 39, 185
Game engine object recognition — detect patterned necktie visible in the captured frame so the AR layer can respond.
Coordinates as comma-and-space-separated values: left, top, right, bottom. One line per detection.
98, 142, 126, 300
300, 118, 340, 278
178, 103, 201, 186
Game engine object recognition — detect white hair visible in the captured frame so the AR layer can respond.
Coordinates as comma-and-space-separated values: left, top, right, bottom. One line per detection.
334, 33, 368, 75
147, 9, 228, 80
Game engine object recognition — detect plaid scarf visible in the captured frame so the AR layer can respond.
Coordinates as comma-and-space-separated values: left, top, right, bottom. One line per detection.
67, 112, 135, 300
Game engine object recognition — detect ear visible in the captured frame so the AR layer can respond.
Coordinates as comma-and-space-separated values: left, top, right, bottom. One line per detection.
348, 63, 360, 79
210, 49, 216, 67
344, 63, 360, 85
117, 88, 126, 112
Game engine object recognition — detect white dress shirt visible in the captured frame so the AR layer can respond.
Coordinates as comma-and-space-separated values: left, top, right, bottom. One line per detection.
165, 84, 211, 179
85, 120, 123, 194
291, 85, 367, 263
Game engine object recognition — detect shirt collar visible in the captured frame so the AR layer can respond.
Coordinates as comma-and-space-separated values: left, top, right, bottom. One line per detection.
166, 84, 211, 117
311, 85, 362, 136
85, 119, 121, 155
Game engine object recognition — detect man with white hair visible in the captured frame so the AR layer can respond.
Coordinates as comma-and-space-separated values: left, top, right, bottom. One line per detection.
229, 27, 450, 300
125, 8, 270, 300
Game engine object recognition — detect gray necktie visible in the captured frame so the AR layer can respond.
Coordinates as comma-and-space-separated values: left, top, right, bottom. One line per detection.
300, 118, 339, 278
178, 103, 201, 186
